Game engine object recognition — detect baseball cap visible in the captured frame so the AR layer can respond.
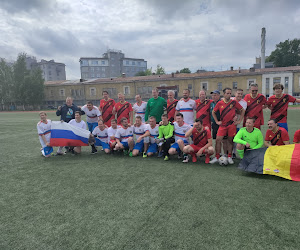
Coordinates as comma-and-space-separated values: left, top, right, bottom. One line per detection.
210, 90, 220, 94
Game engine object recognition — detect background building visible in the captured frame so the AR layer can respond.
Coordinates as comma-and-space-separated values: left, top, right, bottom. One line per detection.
79, 49, 147, 79
44, 66, 300, 107
25, 56, 66, 82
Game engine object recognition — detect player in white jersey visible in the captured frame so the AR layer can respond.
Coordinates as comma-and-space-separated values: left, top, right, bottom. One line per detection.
133, 95, 147, 122
81, 101, 102, 132
68, 111, 87, 154
107, 119, 120, 150
132, 116, 148, 156
37, 111, 53, 157
169, 113, 192, 159
138, 116, 159, 157
115, 117, 135, 156
91, 120, 110, 154
175, 89, 196, 125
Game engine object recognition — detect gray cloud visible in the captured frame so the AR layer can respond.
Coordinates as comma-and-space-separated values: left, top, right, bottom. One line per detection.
0, 0, 57, 13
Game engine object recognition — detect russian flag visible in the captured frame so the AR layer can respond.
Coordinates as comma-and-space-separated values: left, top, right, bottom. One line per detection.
50, 121, 90, 146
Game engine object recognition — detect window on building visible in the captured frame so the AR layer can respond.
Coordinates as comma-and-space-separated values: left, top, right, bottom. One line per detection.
101, 67, 105, 72
90, 67, 94, 72
247, 79, 256, 89
96, 73, 101, 78
96, 67, 100, 71
103, 88, 117, 96
90, 88, 96, 96
90, 73, 95, 78
132, 61, 135, 65
138, 62, 141, 66
137, 86, 152, 94
124, 86, 130, 95
50, 90, 54, 97
49, 76, 52, 81
49, 71, 52, 75
217, 82, 222, 91
71, 89, 76, 97
81, 60, 88, 66
285, 77, 289, 90
273, 77, 281, 84
92, 60, 98, 65
201, 82, 208, 90
81, 67, 89, 72
126, 61, 129, 65
266, 78, 270, 90
59, 89, 65, 97
232, 82, 238, 89
101, 61, 106, 65
56, 71, 59, 76
76, 89, 81, 96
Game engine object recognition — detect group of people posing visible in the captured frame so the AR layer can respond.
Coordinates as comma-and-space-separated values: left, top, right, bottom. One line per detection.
37, 83, 300, 164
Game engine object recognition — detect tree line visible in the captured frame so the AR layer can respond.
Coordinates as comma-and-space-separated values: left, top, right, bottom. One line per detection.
0, 53, 44, 111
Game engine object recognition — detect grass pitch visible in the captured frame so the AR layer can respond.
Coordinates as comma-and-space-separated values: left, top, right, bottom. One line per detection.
0, 110, 300, 250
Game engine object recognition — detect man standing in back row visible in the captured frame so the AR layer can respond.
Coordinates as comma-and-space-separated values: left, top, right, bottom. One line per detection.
211, 88, 245, 165
175, 89, 196, 125
267, 83, 300, 131
167, 90, 178, 123
99, 90, 116, 127
114, 93, 133, 125
243, 83, 266, 129
195, 90, 213, 130
145, 88, 167, 123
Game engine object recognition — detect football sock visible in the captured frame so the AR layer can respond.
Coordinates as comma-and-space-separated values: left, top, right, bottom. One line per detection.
216, 153, 220, 159
237, 149, 244, 159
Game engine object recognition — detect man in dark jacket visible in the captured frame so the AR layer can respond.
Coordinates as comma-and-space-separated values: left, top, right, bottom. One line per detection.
56, 97, 81, 155
56, 97, 81, 122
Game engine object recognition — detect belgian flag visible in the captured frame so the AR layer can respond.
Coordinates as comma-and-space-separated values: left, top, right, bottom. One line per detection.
238, 144, 300, 181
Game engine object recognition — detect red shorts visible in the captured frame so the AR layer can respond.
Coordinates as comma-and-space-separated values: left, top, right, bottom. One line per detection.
217, 124, 237, 137
190, 144, 204, 153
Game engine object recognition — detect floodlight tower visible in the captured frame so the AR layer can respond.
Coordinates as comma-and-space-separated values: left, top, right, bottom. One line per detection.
261, 27, 266, 69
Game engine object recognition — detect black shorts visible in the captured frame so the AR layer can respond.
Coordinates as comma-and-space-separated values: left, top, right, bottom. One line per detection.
212, 122, 219, 139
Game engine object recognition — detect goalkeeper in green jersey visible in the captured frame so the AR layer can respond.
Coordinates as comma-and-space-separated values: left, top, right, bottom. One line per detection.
233, 117, 264, 159
156, 114, 174, 161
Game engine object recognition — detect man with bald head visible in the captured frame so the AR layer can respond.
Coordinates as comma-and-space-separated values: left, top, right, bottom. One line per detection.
145, 88, 167, 123
195, 90, 213, 130
167, 90, 178, 123
113, 93, 133, 125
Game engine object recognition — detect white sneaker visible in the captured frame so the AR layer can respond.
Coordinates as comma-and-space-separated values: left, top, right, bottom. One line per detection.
209, 157, 218, 164
227, 157, 234, 165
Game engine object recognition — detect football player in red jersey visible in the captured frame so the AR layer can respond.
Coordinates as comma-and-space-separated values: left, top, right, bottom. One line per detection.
264, 119, 290, 147
113, 93, 133, 125
243, 83, 267, 129
99, 91, 116, 127
195, 90, 213, 131
211, 88, 245, 165
167, 90, 178, 123
267, 83, 300, 131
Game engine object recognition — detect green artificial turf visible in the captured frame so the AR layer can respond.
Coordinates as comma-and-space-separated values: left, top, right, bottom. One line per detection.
0, 110, 299, 250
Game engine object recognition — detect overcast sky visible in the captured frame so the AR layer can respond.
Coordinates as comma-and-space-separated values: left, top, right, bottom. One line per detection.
1, 0, 300, 79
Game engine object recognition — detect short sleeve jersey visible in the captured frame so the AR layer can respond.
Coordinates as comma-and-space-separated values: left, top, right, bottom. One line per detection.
176, 98, 196, 125
92, 127, 109, 143
244, 94, 266, 126
133, 123, 148, 140
115, 126, 134, 142
81, 105, 101, 123
293, 130, 300, 143
213, 99, 243, 126
167, 99, 178, 122
146, 124, 159, 144
107, 126, 120, 140
267, 94, 297, 123
133, 101, 147, 122
192, 127, 211, 148
265, 127, 290, 146
37, 119, 52, 148
114, 102, 133, 125
173, 122, 192, 144
195, 99, 213, 126
99, 99, 116, 126
69, 119, 87, 130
